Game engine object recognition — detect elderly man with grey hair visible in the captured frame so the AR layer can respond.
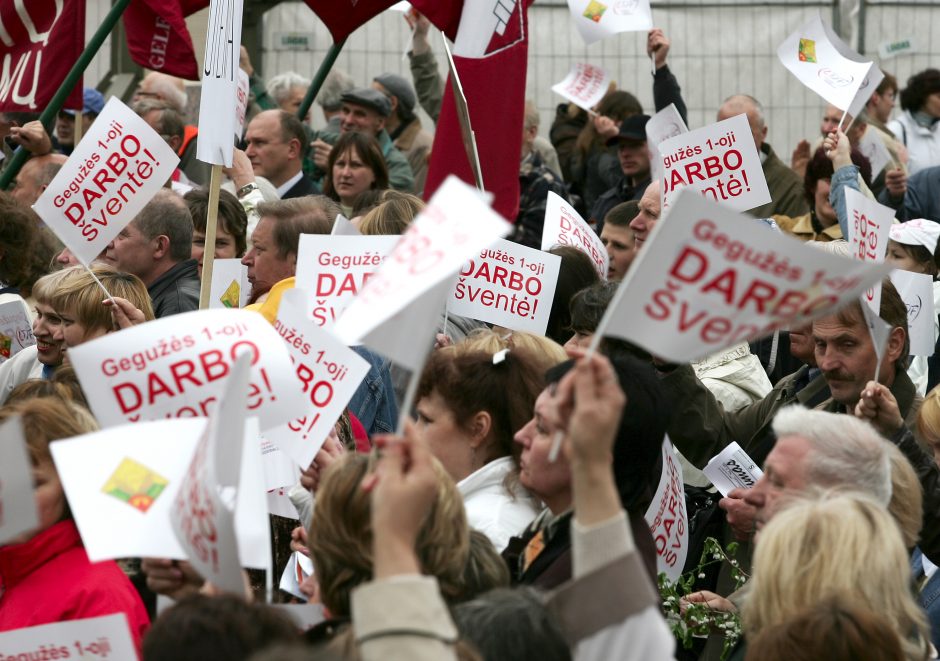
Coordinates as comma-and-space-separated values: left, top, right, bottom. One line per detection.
265, 71, 310, 118
102, 189, 200, 318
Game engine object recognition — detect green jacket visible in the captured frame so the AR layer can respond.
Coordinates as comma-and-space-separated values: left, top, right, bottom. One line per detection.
749, 143, 809, 219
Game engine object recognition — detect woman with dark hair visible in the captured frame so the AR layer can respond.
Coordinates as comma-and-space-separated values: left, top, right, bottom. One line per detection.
185, 188, 248, 278
322, 132, 389, 217
415, 346, 544, 552
889, 68, 940, 175
544, 245, 600, 346
0, 193, 55, 302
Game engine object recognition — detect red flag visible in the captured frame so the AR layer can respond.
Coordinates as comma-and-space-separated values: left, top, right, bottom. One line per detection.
302, 1, 399, 43
0, 0, 85, 112
412, 0, 530, 221
123, 0, 209, 81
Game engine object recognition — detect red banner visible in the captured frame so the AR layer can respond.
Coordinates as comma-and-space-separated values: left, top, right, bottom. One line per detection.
301, 0, 399, 43
0, 0, 85, 112
123, 0, 209, 81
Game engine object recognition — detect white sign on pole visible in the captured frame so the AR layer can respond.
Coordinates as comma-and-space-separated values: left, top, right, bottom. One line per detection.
659, 113, 770, 213
295, 235, 398, 329
0, 298, 35, 364
0, 614, 137, 661
32, 97, 180, 266
542, 191, 609, 279
267, 288, 370, 468
68, 309, 305, 431
449, 239, 562, 335
857, 127, 893, 179
551, 63, 612, 113
0, 416, 38, 545
333, 176, 512, 369
845, 187, 893, 314
647, 103, 688, 181
703, 442, 763, 497
596, 190, 893, 363
890, 269, 935, 357
196, 0, 245, 166
234, 68, 250, 140
643, 437, 688, 582
209, 258, 249, 309
567, 0, 653, 45
776, 12, 877, 116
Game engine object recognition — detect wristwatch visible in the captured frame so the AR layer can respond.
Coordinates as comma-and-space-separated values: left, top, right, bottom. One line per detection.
236, 182, 260, 199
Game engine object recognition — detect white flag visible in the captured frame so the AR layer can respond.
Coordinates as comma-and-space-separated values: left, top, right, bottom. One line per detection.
567, 0, 652, 45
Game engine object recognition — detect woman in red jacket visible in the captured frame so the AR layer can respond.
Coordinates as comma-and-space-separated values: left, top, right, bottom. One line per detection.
0, 397, 150, 648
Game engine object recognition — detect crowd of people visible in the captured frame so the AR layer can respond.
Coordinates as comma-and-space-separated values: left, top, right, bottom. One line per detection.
4, 11, 940, 661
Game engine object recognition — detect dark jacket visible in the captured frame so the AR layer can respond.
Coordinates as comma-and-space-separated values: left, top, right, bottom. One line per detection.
282, 174, 319, 200
148, 259, 200, 318
891, 426, 940, 565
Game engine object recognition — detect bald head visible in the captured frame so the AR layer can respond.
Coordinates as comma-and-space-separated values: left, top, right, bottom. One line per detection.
12, 153, 67, 207
717, 94, 767, 151
134, 72, 187, 113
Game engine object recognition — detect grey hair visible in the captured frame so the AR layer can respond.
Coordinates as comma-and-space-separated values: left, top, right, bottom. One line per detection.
318, 69, 355, 112
524, 99, 540, 130
133, 189, 194, 263
133, 98, 184, 141
144, 73, 188, 113
771, 406, 892, 506
722, 94, 765, 128
265, 72, 310, 106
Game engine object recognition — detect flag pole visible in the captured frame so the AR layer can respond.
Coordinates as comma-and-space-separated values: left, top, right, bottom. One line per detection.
0, 0, 133, 190
297, 39, 347, 122
198, 164, 224, 309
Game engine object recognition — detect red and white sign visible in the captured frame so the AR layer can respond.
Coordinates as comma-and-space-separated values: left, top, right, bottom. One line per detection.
0, 416, 37, 545
196, 0, 244, 166
449, 239, 561, 335
846, 187, 893, 314
643, 438, 687, 582
597, 190, 893, 363
0, 614, 137, 661
67, 309, 304, 431
659, 113, 770, 213
0, 298, 35, 364
542, 191, 608, 279
551, 63, 611, 112
267, 288, 370, 468
32, 97, 180, 266
648, 103, 688, 181
334, 176, 512, 370
295, 235, 397, 329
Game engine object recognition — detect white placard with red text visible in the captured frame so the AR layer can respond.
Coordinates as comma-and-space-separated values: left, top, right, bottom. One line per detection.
845, 187, 893, 314
68, 308, 304, 431
890, 269, 935, 356
0, 298, 35, 364
0, 416, 38, 545
0, 614, 137, 661
599, 190, 893, 363
449, 239, 561, 335
295, 235, 398, 329
648, 103, 688, 181
32, 97, 180, 266
267, 288, 370, 468
334, 176, 512, 370
659, 113, 770, 213
551, 63, 611, 112
51, 417, 270, 569
643, 437, 687, 582
196, 0, 245, 166
567, 0, 652, 45
542, 191, 608, 279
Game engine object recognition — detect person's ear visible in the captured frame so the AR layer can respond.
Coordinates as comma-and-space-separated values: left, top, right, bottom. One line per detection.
468, 411, 493, 450
885, 325, 906, 365
152, 235, 171, 260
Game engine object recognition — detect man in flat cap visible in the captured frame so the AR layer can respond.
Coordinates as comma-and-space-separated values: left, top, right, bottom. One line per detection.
373, 73, 433, 195
310, 87, 415, 193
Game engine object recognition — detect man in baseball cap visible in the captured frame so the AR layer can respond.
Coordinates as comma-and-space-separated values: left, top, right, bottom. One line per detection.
54, 88, 105, 155
591, 114, 652, 230
373, 73, 432, 194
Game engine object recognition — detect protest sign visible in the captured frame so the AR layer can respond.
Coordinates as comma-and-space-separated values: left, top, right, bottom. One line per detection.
551, 63, 611, 112
889, 270, 935, 356
861, 301, 892, 383
703, 442, 763, 497
235, 68, 250, 140
261, 438, 298, 491
267, 487, 298, 519
449, 239, 561, 334
647, 103, 688, 181
170, 353, 249, 594
32, 97, 180, 266
595, 190, 893, 363
542, 191, 608, 279
0, 416, 38, 545
209, 259, 249, 309
68, 308, 304, 432
0, 614, 136, 661
295, 235, 397, 329
267, 288, 370, 468
643, 437, 688, 582
659, 113, 770, 213
331, 214, 362, 236
196, 0, 244, 167
567, 0, 652, 45
845, 187, 893, 314
0, 298, 34, 364
857, 127, 893, 179
334, 176, 512, 369
777, 13, 877, 118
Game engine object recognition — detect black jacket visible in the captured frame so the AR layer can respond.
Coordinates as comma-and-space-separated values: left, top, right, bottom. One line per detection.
148, 259, 200, 319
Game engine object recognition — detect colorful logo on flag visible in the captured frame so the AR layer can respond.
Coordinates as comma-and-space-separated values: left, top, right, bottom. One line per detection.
220, 280, 240, 308
102, 457, 169, 513
582, 0, 608, 23
0, 333, 10, 359
798, 38, 817, 63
